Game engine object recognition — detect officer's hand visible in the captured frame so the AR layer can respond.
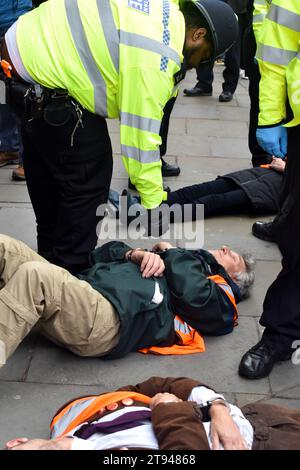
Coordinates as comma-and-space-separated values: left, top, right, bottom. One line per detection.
256, 125, 287, 158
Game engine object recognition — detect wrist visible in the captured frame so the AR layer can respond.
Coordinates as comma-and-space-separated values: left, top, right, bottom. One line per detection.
209, 399, 230, 417
125, 248, 145, 262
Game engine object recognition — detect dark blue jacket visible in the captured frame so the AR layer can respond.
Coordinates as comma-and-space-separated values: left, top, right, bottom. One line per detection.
0, 1, 32, 37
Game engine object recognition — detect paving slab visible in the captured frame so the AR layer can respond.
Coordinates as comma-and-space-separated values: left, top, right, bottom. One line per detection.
187, 118, 248, 139
235, 393, 269, 408
0, 332, 38, 382
204, 216, 281, 262
0, 207, 36, 248
0, 381, 108, 447
269, 360, 300, 395
239, 260, 281, 317
209, 136, 251, 159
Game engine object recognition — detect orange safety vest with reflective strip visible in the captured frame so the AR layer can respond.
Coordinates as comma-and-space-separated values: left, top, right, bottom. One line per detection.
50, 391, 151, 438
208, 274, 238, 325
139, 315, 205, 355
139, 274, 238, 356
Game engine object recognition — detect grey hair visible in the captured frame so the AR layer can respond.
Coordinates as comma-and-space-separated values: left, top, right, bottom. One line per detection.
233, 251, 255, 300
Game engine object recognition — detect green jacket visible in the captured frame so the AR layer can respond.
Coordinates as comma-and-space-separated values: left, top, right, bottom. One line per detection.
78, 242, 239, 358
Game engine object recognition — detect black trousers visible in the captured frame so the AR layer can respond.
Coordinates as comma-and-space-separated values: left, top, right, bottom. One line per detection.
243, 25, 271, 167
260, 125, 300, 340
167, 177, 251, 219
20, 106, 113, 273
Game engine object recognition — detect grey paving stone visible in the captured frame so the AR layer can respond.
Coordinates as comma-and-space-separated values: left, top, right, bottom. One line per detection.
239, 260, 281, 318
0, 207, 36, 248
26, 317, 269, 394
0, 332, 38, 382
187, 118, 248, 139
236, 94, 251, 108
235, 393, 269, 408
204, 216, 281, 262
170, 156, 250, 183
209, 136, 251, 159
172, 103, 219, 120
275, 385, 300, 399
0, 381, 108, 447
269, 360, 300, 394
166, 134, 211, 157
217, 106, 250, 122
0, 184, 31, 203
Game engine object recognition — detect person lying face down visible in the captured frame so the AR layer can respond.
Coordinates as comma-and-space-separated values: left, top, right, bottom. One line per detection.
5, 376, 300, 451
0, 235, 254, 367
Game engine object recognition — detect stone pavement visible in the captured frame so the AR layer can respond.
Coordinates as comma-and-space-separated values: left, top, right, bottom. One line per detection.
0, 68, 299, 446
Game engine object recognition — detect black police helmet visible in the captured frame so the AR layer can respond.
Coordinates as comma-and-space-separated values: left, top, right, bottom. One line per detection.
182, 0, 239, 59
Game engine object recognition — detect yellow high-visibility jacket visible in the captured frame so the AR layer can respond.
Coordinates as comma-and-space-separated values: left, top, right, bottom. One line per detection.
16, 0, 185, 208
252, 0, 271, 44
256, 0, 300, 127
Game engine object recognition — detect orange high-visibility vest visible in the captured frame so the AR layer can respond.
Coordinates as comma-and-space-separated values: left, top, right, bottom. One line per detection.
50, 391, 151, 438
139, 315, 205, 355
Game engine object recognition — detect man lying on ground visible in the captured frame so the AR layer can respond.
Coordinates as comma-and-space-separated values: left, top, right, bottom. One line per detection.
0, 235, 254, 366
5, 375, 300, 450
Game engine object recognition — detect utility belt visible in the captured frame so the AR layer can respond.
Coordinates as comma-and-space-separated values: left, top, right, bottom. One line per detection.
5, 77, 84, 146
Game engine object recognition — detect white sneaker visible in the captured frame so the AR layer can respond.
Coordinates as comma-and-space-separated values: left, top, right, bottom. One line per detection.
239, 69, 249, 80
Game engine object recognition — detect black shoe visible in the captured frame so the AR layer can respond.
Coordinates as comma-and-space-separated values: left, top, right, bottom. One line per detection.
239, 335, 292, 380
128, 179, 171, 193
161, 158, 181, 177
252, 221, 277, 242
183, 84, 212, 97
219, 91, 233, 102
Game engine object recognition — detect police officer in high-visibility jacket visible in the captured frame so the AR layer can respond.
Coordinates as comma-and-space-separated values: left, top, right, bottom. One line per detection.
0, 0, 238, 273
239, 0, 300, 379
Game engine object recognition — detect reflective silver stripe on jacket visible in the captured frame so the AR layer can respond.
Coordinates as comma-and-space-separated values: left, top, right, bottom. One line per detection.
256, 43, 297, 66
216, 282, 234, 299
267, 4, 300, 33
174, 317, 191, 335
96, 0, 119, 72
119, 30, 181, 67
253, 13, 266, 23
254, 0, 268, 5
121, 145, 160, 163
65, 0, 108, 115
120, 112, 161, 134
51, 397, 95, 438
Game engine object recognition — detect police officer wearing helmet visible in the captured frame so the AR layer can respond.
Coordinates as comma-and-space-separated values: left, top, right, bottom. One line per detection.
0, 0, 238, 274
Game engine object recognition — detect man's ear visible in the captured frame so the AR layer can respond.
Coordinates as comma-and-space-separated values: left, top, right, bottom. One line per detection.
192, 27, 207, 42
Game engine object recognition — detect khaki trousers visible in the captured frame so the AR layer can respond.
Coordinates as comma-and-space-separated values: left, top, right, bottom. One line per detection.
0, 235, 120, 366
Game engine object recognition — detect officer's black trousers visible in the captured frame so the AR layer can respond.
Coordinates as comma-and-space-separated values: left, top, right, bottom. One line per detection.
260, 125, 300, 341
21, 109, 113, 274
243, 25, 271, 167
